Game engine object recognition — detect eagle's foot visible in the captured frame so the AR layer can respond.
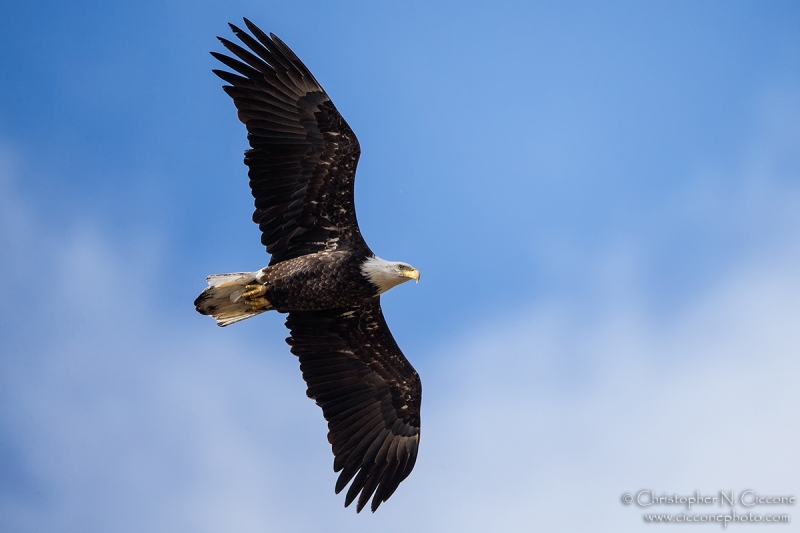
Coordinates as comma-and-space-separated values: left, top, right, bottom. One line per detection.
242, 284, 270, 311
247, 297, 270, 311
242, 284, 267, 299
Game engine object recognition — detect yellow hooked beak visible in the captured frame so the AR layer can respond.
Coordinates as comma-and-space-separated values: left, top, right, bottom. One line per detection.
404, 268, 420, 283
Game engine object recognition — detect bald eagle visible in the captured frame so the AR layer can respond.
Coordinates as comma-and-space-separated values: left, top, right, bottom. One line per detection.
194, 19, 422, 513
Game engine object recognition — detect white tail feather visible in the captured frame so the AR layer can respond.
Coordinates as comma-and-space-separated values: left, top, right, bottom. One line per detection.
194, 271, 271, 327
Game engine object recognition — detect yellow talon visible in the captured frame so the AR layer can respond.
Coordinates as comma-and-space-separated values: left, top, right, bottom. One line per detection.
240, 284, 270, 310
242, 284, 267, 299
248, 297, 270, 310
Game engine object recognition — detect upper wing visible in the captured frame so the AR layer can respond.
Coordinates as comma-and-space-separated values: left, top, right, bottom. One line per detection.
285, 298, 421, 513
212, 19, 367, 264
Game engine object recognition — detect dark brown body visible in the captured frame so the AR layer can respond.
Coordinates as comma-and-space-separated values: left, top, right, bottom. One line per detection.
256, 251, 378, 312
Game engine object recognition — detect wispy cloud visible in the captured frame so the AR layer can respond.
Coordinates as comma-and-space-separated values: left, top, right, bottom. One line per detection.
417, 252, 800, 531
412, 89, 800, 531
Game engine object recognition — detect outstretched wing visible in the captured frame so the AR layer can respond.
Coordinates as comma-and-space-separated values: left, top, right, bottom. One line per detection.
212, 19, 367, 264
285, 299, 421, 513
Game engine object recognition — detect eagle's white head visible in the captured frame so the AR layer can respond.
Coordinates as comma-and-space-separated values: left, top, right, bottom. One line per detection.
360, 256, 420, 294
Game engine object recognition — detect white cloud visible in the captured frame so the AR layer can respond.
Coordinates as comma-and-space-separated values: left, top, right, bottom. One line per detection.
0, 155, 326, 532
417, 251, 800, 531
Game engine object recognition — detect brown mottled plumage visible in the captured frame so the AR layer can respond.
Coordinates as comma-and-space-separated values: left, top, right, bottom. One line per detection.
255, 251, 377, 311
194, 19, 422, 513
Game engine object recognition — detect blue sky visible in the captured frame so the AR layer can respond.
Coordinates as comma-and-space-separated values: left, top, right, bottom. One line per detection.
1, 1, 799, 531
